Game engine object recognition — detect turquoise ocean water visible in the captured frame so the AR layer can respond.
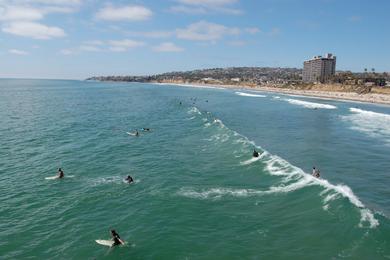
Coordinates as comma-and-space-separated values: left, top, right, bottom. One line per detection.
0, 79, 389, 259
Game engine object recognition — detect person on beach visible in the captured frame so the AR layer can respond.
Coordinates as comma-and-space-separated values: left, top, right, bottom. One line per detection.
58, 168, 64, 178
125, 175, 133, 184
110, 229, 125, 247
312, 167, 320, 178
253, 149, 259, 157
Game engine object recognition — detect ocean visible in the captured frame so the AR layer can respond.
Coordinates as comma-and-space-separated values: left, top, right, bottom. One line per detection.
0, 79, 389, 259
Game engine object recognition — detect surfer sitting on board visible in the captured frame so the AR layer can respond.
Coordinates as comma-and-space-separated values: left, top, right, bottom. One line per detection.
312, 167, 320, 178
253, 149, 259, 158
111, 229, 125, 246
135, 130, 139, 137
125, 175, 134, 184
58, 168, 64, 178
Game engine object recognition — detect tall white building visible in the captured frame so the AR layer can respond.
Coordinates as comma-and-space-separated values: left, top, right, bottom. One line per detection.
303, 53, 336, 83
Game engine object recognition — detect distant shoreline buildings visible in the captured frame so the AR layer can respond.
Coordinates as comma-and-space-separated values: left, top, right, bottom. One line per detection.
303, 53, 336, 83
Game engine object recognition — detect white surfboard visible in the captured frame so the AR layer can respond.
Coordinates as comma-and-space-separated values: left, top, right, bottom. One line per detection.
45, 175, 75, 180
126, 132, 137, 136
45, 176, 59, 180
96, 239, 114, 247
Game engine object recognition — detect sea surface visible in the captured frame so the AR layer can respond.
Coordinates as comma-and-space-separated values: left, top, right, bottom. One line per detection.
0, 79, 389, 259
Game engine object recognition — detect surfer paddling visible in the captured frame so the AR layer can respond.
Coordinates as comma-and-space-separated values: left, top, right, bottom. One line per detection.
111, 229, 125, 247
253, 149, 260, 158
58, 168, 64, 179
125, 175, 134, 184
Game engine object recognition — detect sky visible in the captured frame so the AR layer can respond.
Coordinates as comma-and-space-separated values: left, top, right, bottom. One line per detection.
0, 0, 389, 79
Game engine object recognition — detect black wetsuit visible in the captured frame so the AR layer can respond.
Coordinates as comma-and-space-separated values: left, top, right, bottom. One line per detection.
112, 233, 122, 246
126, 176, 133, 183
253, 151, 259, 157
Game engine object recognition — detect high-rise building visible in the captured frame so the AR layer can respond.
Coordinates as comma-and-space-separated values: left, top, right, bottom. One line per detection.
302, 53, 336, 83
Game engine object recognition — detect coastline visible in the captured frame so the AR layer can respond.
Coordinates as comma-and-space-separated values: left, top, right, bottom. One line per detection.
153, 81, 390, 106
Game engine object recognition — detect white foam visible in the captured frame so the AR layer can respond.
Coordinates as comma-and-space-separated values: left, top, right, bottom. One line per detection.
178, 187, 264, 199
285, 98, 337, 109
256, 144, 378, 228
92, 176, 123, 186
240, 152, 266, 165
188, 106, 379, 228
273, 96, 281, 99
235, 92, 266, 98
341, 108, 390, 143
188, 107, 201, 115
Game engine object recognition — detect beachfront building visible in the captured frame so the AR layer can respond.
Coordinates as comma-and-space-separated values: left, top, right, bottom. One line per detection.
303, 53, 336, 83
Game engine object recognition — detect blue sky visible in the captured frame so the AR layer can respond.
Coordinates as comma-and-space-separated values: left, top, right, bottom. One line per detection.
0, 0, 389, 79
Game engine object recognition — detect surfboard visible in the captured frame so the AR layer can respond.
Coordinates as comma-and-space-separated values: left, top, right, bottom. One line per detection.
45, 176, 59, 180
45, 175, 75, 180
126, 132, 137, 136
95, 239, 114, 247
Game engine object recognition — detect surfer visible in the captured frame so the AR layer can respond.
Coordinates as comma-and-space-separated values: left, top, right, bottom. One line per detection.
125, 175, 134, 184
141, 128, 151, 132
58, 168, 64, 178
135, 130, 139, 137
312, 167, 320, 178
253, 149, 259, 157
110, 230, 125, 247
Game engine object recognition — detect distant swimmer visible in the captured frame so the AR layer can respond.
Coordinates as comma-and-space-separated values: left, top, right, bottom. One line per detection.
141, 128, 151, 132
253, 149, 259, 157
312, 167, 320, 178
179, 102, 182, 105
111, 229, 125, 247
125, 175, 134, 184
58, 168, 64, 178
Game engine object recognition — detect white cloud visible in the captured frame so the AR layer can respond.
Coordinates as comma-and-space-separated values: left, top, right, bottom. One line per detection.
8, 48, 28, 55
83, 40, 104, 45
245, 27, 261, 34
171, 0, 242, 15
0, 6, 44, 21
176, 21, 239, 42
2, 21, 66, 39
23, 0, 81, 5
126, 30, 174, 38
96, 5, 152, 21
153, 42, 184, 52
177, 0, 238, 6
108, 39, 145, 52
79, 45, 101, 52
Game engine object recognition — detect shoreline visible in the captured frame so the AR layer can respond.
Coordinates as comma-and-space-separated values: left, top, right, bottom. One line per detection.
152, 81, 390, 106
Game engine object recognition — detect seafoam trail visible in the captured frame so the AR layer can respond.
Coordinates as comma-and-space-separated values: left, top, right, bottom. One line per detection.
183, 106, 379, 228
285, 98, 337, 109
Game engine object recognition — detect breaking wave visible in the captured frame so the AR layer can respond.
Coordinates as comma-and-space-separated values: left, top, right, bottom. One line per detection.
235, 92, 266, 98
285, 98, 337, 109
181, 106, 380, 228
341, 108, 390, 144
